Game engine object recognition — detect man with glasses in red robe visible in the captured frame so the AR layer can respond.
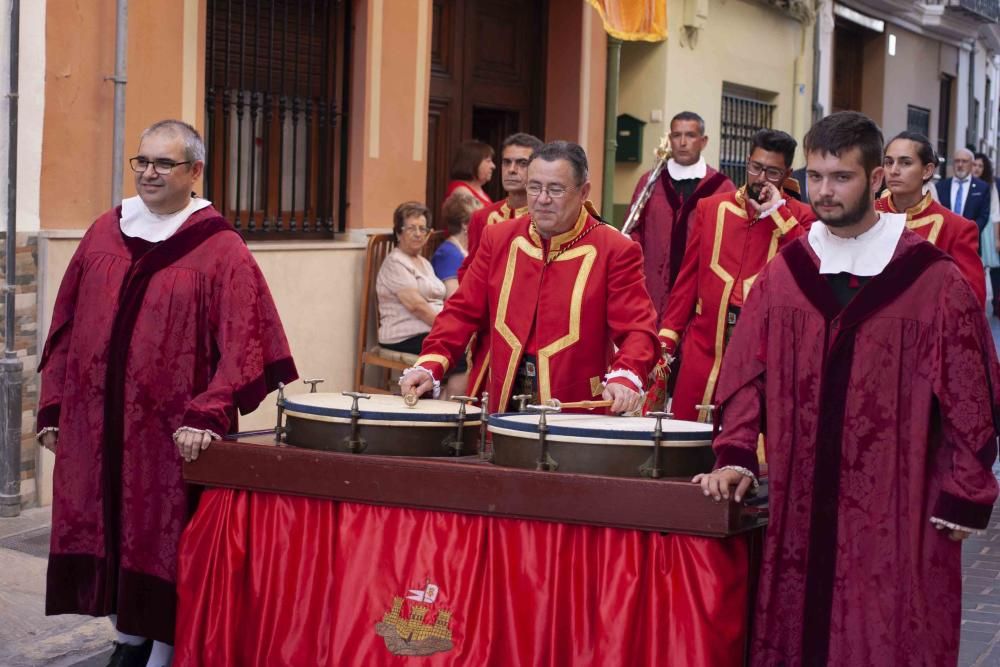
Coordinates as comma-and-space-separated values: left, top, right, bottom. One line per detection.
37, 120, 297, 667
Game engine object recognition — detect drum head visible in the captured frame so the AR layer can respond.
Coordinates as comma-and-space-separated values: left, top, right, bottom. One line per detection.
487, 413, 711, 446
283, 392, 482, 426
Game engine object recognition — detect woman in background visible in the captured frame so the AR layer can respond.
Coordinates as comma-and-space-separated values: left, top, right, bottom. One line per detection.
877, 132, 985, 305
974, 152, 1000, 316
445, 140, 495, 207
432, 191, 483, 297
376, 201, 467, 395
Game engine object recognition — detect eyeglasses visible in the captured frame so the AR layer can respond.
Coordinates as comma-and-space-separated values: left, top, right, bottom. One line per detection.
401, 226, 429, 236
129, 157, 192, 175
526, 183, 577, 199
747, 161, 786, 182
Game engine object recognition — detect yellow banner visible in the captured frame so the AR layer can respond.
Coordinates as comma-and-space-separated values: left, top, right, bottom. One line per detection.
586, 0, 668, 42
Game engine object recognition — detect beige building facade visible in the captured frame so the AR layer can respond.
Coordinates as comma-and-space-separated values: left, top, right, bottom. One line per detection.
815, 0, 1000, 172
614, 0, 816, 212
1, 0, 615, 507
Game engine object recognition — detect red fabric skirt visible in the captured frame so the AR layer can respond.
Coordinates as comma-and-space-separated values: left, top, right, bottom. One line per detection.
175, 489, 750, 666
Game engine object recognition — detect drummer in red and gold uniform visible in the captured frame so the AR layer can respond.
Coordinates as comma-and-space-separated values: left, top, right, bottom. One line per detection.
876, 131, 985, 305
401, 141, 659, 414
457, 132, 544, 397
658, 129, 816, 421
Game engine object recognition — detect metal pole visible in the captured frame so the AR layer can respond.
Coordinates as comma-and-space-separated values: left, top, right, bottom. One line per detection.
110, 0, 127, 206
1, 0, 22, 517
601, 37, 621, 222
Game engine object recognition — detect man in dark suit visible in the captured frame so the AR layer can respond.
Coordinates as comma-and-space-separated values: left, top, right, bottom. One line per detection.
937, 147, 990, 233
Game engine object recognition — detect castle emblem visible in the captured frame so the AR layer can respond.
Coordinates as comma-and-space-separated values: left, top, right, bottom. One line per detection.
375, 581, 454, 657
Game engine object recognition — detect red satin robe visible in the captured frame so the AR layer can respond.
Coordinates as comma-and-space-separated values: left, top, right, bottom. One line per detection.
658, 187, 815, 420
37, 205, 297, 643
455, 198, 529, 394
875, 190, 986, 305
628, 165, 735, 320
417, 204, 659, 412
714, 231, 999, 666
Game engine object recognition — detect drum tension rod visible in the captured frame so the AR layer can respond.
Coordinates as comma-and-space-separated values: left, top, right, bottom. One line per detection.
478, 392, 492, 462
645, 411, 673, 479
303, 378, 325, 393
527, 403, 560, 472
696, 404, 720, 438
444, 395, 478, 456
274, 383, 287, 445
341, 391, 371, 453
512, 394, 533, 413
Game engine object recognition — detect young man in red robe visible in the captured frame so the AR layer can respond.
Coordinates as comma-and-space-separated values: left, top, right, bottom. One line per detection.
877, 130, 986, 304
37, 120, 297, 666
455, 133, 544, 397
699, 111, 1000, 666
627, 111, 735, 320
400, 141, 658, 415
655, 129, 816, 420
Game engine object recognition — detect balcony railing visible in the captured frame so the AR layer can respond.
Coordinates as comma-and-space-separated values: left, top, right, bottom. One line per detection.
944, 0, 999, 23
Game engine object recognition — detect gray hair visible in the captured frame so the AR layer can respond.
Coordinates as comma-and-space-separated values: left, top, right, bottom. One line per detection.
954, 147, 974, 161
140, 119, 206, 163
529, 140, 589, 185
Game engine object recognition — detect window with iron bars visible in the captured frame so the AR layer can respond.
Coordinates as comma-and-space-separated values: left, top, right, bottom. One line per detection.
719, 85, 777, 186
205, 0, 351, 238
906, 105, 931, 138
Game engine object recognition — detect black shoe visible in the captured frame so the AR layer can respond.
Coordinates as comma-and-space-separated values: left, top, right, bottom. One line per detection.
106, 640, 153, 667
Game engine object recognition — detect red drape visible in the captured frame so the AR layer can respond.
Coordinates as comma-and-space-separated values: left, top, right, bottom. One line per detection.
176, 489, 750, 666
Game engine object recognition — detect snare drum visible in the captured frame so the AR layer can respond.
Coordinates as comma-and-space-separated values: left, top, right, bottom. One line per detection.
488, 413, 714, 478
282, 393, 480, 456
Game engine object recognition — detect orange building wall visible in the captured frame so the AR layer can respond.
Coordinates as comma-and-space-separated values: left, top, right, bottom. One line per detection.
347, 0, 431, 231
40, 2, 117, 228
41, 2, 205, 229
545, 0, 607, 211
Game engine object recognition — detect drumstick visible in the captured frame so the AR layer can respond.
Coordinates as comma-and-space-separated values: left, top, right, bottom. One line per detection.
550, 399, 613, 410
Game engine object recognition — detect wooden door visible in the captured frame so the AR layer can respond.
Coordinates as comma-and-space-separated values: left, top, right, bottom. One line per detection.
427, 0, 547, 223
832, 21, 865, 114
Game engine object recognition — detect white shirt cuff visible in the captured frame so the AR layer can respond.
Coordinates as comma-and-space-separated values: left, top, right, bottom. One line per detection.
930, 516, 983, 536
604, 368, 644, 393
759, 198, 787, 220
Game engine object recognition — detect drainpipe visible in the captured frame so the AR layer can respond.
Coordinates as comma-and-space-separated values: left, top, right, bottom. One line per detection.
110, 0, 127, 206
602, 37, 621, 222
811, 4, 822, 124
0, 0, 21, 518
967, 46, 976, 150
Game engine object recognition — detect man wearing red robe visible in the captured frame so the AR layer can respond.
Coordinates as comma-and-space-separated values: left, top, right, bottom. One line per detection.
699, 111, 1000, 665
400, 141, 658, 414
877, 130, 986, 305
456, 133, 543, 397
37, 120, 297, 666
628, 111, 735, 320
656, 129, 816, 420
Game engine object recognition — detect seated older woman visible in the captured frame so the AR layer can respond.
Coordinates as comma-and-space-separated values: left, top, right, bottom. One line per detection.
377, 201, 467, 394
432, 191, 483, 296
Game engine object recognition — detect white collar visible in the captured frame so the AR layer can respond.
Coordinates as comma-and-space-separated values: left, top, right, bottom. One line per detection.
667, 157, 707, 181
954, 175, 971, 184
806, 213, 906, 276
120, 196, 213, 242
